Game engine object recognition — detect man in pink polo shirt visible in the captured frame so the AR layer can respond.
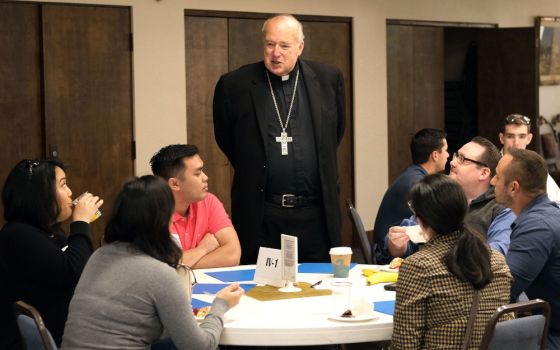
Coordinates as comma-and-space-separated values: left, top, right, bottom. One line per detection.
150, 144, 241, 268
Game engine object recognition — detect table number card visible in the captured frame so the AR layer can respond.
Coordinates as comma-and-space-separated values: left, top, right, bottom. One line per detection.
254, 247, 284, 287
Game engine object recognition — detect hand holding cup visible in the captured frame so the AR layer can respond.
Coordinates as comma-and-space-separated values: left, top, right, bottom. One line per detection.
72, 191, 103, 223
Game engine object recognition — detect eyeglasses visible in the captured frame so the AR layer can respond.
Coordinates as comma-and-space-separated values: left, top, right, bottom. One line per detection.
453, 152, 489, 168
505, 114, 531, 125
178, 264, 198, 289
25, 160, 40, 176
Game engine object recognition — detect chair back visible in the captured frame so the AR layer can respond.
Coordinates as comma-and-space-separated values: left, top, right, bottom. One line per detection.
346, 199, 374, 264
14, 300, 57, 350
479, 299, 550, 350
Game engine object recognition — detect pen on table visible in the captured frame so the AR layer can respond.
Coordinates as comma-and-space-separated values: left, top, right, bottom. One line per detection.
310, 280, 322, 288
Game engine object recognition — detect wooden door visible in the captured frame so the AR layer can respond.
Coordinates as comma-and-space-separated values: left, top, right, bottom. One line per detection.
0, 3, 134, 247
185, 12, 355, 245
477, 27, 539, 152
42, 5, 134, 246
0, 3, 43, 222
386, 25, 445, 183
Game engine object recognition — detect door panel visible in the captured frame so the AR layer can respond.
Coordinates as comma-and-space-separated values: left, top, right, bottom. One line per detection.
42, 5, 134, 246
477, 27, 539, 152
185, 16, 232, 212
387, 25, 445, 183
0, 3, 43, 226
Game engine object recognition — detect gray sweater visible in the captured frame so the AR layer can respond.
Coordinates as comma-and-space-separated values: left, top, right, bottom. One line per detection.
61, 242, 229, 350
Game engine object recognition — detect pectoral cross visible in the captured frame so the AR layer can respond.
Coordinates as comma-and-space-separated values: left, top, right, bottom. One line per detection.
275, 130, 292, 155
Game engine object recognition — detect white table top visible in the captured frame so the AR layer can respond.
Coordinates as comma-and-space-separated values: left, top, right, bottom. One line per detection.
194, 264, 395, 346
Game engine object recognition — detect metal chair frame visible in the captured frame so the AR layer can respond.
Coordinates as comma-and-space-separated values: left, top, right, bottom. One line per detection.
479, 298, 551, 350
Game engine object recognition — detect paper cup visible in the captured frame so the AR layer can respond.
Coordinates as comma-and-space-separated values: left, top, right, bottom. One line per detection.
330, 247, 352, 278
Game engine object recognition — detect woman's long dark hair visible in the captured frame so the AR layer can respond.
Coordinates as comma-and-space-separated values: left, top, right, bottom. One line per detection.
408, 174, 492, 290
2, 158, 64, 235
104, 175, 182, 267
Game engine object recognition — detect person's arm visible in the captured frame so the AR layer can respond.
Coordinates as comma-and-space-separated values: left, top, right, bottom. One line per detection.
391, 257, 429, 349
152, 266, 234, 350
192, 227, 241, 269
486, 208, 515, 255
506, 216, 552, 301
213, 76, 236, 166
180, 233, 220, 268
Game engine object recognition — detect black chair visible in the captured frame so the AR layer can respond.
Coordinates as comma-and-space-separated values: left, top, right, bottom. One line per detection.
346, 199, 374, 264
14, 300, 57, 350
479, 299, 550, 350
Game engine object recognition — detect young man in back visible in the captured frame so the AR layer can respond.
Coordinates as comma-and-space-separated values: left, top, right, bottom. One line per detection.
150, 144, 241, 268
498, 113, 560, 203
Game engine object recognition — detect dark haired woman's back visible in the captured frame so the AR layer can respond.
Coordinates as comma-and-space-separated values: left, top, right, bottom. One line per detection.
391, 230, 512, 349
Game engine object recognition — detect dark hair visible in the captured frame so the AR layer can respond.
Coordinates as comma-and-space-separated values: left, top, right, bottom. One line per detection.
104, 175, 182, 267
150, 144, 199, 180
2, 158, 65, 234
471, 136, 501, 177
408, 174, 492, 290
505, 149, 547, 197
410, 128, 447, 164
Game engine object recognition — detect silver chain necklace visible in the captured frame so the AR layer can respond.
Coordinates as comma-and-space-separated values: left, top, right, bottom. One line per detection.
266, 69, 300, 155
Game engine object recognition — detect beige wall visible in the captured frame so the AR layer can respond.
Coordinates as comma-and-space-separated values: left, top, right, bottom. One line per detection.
22, 0, 560, 230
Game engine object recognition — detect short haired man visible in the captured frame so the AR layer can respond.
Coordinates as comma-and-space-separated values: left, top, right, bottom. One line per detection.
499, 113, 560, 203
150, 144, 241, 268
373, 128, 448, 263
387, 136, 515, 258
491, 148, 560, 349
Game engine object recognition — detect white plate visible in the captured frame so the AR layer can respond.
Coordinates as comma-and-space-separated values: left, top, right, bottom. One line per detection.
328, 314, 379, 322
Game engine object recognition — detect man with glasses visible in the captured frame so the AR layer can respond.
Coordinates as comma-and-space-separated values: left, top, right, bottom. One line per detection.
498, 113, 560, 203
387, 136, 515, 258
372, 128, 448, 263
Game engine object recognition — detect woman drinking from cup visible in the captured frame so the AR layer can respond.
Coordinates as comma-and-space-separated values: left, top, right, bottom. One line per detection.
0, 158, 103, 349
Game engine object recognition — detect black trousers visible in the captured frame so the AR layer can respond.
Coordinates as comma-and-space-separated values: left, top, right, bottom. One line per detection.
260, 201, 331, 262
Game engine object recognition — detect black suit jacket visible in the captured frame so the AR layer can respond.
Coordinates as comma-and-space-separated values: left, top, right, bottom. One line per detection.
213, 59, 345, 263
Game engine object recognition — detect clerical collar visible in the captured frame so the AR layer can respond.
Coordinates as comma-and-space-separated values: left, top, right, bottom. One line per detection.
281, 74, 290, 81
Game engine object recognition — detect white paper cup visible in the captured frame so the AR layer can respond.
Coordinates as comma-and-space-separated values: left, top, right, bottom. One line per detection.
330, 247, 352, 278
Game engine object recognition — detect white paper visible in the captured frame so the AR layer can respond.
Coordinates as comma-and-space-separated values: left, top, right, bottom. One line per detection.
281, 234, 298, 283
254, 247, 284, 287
406, 225, 426, 243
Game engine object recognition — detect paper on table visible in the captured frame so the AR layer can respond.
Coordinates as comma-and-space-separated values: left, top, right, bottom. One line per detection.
406, 225, 426, 243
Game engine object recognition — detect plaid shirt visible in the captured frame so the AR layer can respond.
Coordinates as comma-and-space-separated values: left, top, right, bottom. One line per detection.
391, 230, 512, 349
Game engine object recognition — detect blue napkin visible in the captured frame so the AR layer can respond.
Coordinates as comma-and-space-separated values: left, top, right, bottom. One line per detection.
205, 269, 255, 282
298, 262, 357, 274
192, 297, 211, 309
374, 300, 395, 316
192, 283, 255, 294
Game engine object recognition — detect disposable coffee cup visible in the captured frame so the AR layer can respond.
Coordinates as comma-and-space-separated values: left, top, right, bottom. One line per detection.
330, 247, 352, 278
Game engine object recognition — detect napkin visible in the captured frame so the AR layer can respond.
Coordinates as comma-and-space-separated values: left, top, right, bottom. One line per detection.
374, 300, 395, 316
406, 225, 426, 243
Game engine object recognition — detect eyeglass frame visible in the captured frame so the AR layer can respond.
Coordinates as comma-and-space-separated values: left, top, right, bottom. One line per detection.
178, 264, 198, 288
452, 152, 489, 168
505, 114, 531, 125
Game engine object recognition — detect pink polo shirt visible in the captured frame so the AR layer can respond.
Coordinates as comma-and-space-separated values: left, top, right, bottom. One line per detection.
170, 192, 233, 251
